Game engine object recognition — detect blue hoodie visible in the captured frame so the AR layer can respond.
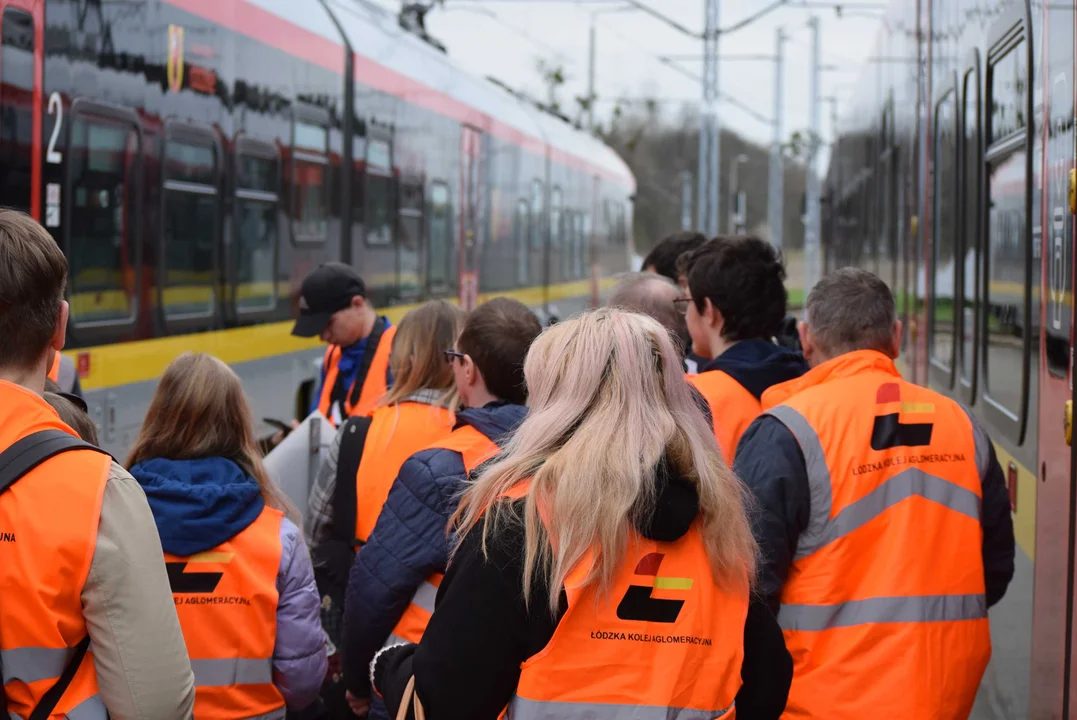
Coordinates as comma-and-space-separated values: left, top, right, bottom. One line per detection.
703, 337, 808, 400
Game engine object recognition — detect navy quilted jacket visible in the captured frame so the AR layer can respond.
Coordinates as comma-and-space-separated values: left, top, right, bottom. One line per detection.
341, 402, 527, 701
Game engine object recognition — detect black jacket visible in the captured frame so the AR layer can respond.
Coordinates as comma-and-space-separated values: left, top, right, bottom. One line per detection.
372, 464, 793, 720
734, 406, 1016, 615
700, 338, 808, 401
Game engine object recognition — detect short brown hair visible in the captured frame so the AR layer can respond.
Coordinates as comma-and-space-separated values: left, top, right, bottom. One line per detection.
805, 267, 897, 357
44, 392, 99, 445
457, 298, 542, 405
0, 210, 67, 369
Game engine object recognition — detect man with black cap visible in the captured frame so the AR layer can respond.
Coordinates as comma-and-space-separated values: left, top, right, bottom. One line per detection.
293, 262, 396, 425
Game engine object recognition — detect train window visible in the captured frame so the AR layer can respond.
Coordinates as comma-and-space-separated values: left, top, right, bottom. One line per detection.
562, 210, 574, 278
550, 186, 563, 248
67, 115, 139, 326
930, 86, 957, 385
365, 138, 393, 246
982, 23, 1032, 441
398, 179, 422, 298
530, 179, 544, 250
0, 8, 34, 214
574, 212, 588, 278
293, 119, 328, 243
163, 129, 219, 319
960, 59, 981, 397
515, 198, 529, 285
428, 181, 452, 290
234, 143, 279, 314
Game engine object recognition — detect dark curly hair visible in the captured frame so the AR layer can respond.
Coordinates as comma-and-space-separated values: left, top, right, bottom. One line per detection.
685, 236, 788, 342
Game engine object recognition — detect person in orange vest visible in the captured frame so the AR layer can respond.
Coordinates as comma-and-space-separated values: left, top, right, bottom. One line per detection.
293, 262, 397, 425
306, 300, 465, 714
342, 297, 544, 719
0, 209, 195, 719
734, 268, 1016, 719
369, 308, 792, 719
682, 236, 807, 461
46, 351, 82, 397
127, 353, 328, 719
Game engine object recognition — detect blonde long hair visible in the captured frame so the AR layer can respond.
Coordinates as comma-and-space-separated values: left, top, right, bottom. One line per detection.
127, 352, 297, 521
453, 308, 757, 613
377, 300, 466, 409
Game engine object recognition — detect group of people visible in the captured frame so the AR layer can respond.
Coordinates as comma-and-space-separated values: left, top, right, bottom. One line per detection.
0, 205, 1017, 720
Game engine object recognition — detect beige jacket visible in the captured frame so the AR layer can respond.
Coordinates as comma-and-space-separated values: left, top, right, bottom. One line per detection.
80, 461, 196, 719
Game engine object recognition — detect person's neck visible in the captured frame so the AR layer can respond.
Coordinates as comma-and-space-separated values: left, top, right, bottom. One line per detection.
360, 308, 379, 340
706, 335, 738, 361
465, 387, 500, 409
0, 359, 47, 395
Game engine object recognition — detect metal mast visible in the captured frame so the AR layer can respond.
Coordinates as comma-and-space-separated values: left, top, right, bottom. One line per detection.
697, 0, 720, 236
767, 28, 785, 250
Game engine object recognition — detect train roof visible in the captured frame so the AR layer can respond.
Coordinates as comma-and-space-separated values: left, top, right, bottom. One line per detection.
243, 0, 636, 192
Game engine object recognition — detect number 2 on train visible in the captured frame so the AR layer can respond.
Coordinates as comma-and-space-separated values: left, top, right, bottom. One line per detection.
46, 92, 62, 165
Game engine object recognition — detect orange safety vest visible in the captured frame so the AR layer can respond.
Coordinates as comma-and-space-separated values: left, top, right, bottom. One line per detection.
384, 425, 500, 647
46, 353, 60, 383
501, 479, 748, 719
318, 325, 398, 424
760, 350, 990, 719
354, 402, 455, 544
688, 369, 761, 462
166, 506, 286, 720
0, 381, 110, 720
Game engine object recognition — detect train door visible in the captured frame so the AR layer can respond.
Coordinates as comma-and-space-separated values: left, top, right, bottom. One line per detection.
0, 0, 42, 217
459, 126, 482, 312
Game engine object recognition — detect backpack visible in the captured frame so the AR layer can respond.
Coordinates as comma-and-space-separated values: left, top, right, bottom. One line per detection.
0, 430, 113, 720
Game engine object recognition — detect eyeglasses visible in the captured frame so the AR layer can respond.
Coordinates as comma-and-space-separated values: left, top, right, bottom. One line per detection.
443, 349, 467, 365
673, 297, 692, 314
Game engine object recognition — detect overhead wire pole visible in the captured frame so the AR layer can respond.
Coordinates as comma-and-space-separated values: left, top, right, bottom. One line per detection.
768, 27, 785, 250
699, 0, 720, 235
804, 15, 822, 294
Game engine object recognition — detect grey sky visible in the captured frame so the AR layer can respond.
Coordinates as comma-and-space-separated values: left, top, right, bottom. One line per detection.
366, 0, 884, 154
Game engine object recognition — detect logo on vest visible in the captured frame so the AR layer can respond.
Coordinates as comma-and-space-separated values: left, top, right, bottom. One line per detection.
871, 382, 934, 451
168, 552, 253, 605
616, 552, 693, 624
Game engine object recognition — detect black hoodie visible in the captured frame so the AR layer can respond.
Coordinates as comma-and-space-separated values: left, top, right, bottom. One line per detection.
373, 465, 793, 720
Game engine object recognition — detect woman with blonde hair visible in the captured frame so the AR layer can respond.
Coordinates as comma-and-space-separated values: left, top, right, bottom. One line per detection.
127, 353, 327, 719
371, 308, 792, 719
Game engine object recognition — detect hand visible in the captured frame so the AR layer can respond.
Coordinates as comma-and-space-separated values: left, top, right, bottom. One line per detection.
270, 419, 301, 447
346, 691, 371, 717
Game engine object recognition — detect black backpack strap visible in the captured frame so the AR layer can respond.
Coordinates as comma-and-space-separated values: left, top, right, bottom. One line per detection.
345, 316, 389, 411
334, 415, 373, 549
27, 635, 90, 720
0, 431, 111, 720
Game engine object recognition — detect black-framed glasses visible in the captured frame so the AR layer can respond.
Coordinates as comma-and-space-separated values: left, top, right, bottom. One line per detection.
673, 297, 692, 314
443, 349, 466, 365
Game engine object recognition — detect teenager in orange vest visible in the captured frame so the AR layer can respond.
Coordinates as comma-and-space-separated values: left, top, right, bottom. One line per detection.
683, 236, 807, 461
127, 353, 328, 719
293, 262, 397, 425
0, 210, 194, 719
370, 309, 792, 719
343, 298, 543, 720
735, 268, 1016, 719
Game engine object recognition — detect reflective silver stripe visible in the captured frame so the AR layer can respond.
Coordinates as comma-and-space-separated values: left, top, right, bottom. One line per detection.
241, 709, 286, 720
765, 405, 833, 559
412, 580, 438, 614
961, 406, 991, 481
812, 467, 981, 549
65, 694, 108, 720
778, 593, 987, 632
507, 696, 734, 719
0, 646, 70, 684
190, 657, 273, 687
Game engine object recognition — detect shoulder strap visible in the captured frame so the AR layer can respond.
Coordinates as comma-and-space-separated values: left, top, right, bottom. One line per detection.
333, 415, 374, 549
346, 317, 389, 410
0, 431, 110, 720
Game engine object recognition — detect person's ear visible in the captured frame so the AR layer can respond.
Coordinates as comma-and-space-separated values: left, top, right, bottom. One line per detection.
51, 301, 69, 352
351, 295, 365, 311
462, 354, 477, 387
703, 298, 724, 333
890, 320, 903, 359
797, 321, 812, 357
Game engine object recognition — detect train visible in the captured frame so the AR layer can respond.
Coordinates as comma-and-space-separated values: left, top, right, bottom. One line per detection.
0, 0, 636, 457
824, 0, 1076, 716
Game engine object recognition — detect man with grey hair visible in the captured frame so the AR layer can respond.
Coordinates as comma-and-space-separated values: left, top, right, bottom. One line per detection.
734, 267, 1014, 719
607, 272, 691, 362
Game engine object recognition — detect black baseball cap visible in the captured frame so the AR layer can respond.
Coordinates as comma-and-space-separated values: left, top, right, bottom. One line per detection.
291, 262, 366, 338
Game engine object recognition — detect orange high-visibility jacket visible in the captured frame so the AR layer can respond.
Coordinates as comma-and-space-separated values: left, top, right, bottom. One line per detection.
500, 480, 748, 719
385, 425, 500, 647
47, 353, 60, 383
353, 402, 455, 544
0, 381, 110, 719
689, 369, 761, 461
760, 350, 991, 719
167, 506, 286, 720
318, 325, 398, 424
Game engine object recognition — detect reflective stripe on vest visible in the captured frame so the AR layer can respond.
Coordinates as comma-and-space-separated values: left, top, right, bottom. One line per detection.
318, 326, 398, 425
761, 351, 990, 719
0, 381, 109, 720
506, 696, 736, 719
354, 403, 455, 544
388, 426, 502, 645
687, 369, 760, 462
169, 506, 285, 719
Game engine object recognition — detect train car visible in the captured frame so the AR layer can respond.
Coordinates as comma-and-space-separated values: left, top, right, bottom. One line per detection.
824, 0, 1077, 716
0, 0, 635, 457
